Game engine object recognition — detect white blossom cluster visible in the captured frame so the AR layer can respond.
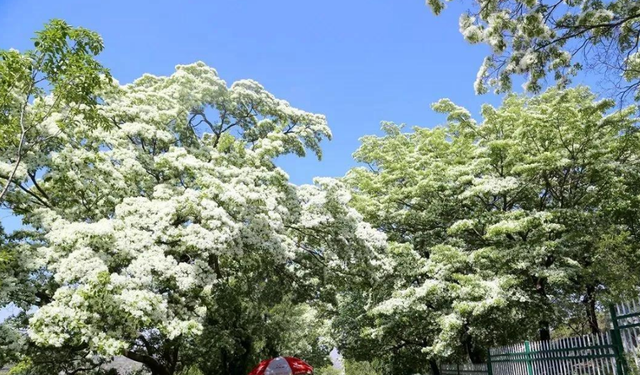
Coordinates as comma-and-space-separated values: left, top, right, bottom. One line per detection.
445, 0, 640, 95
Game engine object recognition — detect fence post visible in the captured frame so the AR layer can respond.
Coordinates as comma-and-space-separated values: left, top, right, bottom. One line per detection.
524, 341, 534, 375
457, 363, 460, 375
487, 349, 493, 375
609, 305, 629, 375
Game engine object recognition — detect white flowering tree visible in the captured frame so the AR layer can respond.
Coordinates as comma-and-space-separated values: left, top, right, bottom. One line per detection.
339, 87, 640, 374
424, 0, 640, 100
0, 52, 385, 375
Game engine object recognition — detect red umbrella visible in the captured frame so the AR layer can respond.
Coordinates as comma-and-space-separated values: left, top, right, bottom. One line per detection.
248, 356, 314, 375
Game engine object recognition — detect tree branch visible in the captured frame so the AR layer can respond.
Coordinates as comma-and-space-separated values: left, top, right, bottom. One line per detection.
0, 100, 28, 202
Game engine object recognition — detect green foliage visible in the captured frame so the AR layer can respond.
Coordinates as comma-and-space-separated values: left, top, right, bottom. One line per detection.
176, 367, 201, 375
344, 359, 383, 375
0, 18, 110, 202
315, 365, 343, 375
550, 309, 609, 338
34, 19, 107, 108
182, 265, 334, 375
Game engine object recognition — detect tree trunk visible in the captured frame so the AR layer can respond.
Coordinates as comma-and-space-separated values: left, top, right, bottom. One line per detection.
229, 336, 254, 375
584, 284, 600, 334
429, 359, 440, 375
462, 326, 484, 363
534, 273, 552, 341
467, 346, 484, 364
539, 320, 551, 341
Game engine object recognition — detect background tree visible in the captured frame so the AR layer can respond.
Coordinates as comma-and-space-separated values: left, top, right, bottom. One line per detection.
423, 0, 640, 101
339, 86, 640, 374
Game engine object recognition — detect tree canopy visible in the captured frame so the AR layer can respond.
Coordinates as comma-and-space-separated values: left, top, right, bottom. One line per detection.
336, 87, 640, 374
424, 0, 640, 101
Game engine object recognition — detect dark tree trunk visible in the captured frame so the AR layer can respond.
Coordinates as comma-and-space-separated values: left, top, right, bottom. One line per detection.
534, 271, 552, 341
584, 284, 600, 334
462, 326, 484, 363
429, 359, 440, 375
232, 336, 254, 375
219, 336, 256, 375
467, 347, 484, 364
539, 320, 551, 341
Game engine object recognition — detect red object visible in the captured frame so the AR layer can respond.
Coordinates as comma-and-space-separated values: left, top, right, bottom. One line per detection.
248, 356, 314, 375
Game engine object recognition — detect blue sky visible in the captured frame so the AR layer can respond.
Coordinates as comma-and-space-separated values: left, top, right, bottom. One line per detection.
1, 0, 501, 185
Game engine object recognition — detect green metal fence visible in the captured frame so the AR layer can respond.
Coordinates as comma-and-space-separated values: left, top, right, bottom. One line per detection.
443, 332, 620, 375
442, 297, 640, 375
612, 298, 640, 372
492, 331, 620, 375
442, 363, 489, 375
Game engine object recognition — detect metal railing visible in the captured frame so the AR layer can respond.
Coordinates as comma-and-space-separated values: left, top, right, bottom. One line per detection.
442, 296, 640, 375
